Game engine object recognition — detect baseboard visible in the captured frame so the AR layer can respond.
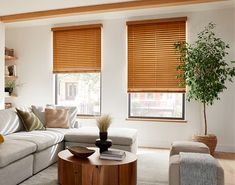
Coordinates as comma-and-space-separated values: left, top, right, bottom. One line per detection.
138, 141, 171, 149
139, 142, 235, 153
216, 144, 235, 153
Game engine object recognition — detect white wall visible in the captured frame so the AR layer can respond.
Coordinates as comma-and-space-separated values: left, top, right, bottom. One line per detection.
5, 26, 54, 106
0, 23, 5, 109
233, 3, 235, 151
5, 7, 235, 152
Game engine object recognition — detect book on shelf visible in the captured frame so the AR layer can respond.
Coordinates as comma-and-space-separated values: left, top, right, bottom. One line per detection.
100, 149, 126, 161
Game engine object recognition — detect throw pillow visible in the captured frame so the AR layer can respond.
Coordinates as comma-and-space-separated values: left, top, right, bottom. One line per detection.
31, 105, 46, 125
16, 108, 45, 131
45, 108, 70, 128
0, 134, 4, 144
46, 105, 78, 128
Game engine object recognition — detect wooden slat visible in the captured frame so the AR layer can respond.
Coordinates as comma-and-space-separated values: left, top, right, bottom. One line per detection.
127, 17, 187, 25
51, 24, 102, 32
128, 18, 186, 93
53, 25, 101, 73
0, 0, 224, 23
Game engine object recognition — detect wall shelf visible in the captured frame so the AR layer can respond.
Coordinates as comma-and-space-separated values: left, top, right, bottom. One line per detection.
4, 48, 18, 109
5, 94, 18, 98
5, 55, 17, 61
5, 76, 18, 80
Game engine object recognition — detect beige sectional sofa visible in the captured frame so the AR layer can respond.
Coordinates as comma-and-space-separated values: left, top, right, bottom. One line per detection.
0, 108, 138, 185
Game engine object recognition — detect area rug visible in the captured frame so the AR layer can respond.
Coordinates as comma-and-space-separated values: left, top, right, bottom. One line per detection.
20, 150, 169, 185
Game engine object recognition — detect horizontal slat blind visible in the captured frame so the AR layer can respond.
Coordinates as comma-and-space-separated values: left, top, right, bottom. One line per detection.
52, 24, 101, 73
127, 17, 186, 93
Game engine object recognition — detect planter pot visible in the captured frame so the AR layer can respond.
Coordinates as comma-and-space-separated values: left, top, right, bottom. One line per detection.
95, 132, 112, 153
192, 134, 217, 156
99, 132, 108, 141
5, 87, 13, 95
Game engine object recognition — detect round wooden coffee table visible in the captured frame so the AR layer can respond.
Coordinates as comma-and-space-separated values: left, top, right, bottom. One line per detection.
58, 147, 137, 185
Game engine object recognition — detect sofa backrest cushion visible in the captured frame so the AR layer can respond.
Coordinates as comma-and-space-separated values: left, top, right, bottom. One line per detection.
0, 108, 24, 135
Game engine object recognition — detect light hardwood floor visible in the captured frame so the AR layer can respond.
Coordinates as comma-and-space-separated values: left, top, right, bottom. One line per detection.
138, 148, 235, 185
215, 152, 235, 185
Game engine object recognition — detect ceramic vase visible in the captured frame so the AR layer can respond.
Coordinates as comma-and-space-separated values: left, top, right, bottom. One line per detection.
95, 132, 112, 153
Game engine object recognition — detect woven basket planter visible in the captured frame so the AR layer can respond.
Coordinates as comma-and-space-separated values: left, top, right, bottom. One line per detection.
192, 134, 217, 156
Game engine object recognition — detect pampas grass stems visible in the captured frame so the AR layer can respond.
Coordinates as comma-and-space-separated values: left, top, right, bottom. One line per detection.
96, 114, 112, 132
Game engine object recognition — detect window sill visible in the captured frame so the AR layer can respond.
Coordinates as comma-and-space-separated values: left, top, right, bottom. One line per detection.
126, 118, 187, 123
77, 115, 100, 119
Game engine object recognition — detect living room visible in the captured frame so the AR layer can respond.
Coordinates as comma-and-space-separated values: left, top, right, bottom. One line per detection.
0, 0, 235, 185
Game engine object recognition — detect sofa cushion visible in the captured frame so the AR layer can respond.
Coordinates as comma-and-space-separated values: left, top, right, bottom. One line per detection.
47, 105, 78, 128
6, 130, 64, 152
46, 128, 78, 135
16, 108, 45, 131
45, 108, 70, 128
0, 108, 24, 135
170, 141, 210, 156
65, 127, 137, 146
31, 105, 46, 126
0, 139, 36, 168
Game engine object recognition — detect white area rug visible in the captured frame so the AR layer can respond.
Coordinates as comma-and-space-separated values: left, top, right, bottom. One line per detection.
20, 150, 169, 185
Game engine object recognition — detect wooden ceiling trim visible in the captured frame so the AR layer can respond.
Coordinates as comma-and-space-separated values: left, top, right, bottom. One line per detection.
0, 0, 225, 23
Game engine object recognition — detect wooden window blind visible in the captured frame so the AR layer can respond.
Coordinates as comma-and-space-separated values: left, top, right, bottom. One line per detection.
52, 24, 101, 73
127, 17, 186, 93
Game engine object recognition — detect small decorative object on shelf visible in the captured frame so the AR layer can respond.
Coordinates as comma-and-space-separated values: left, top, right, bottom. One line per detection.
95, 114, 112, 153
5, 47, 14, 57
5, 102, 12, 109
67, 146, 95, 158
5, 80, 16, 96
7, 65, 16, 76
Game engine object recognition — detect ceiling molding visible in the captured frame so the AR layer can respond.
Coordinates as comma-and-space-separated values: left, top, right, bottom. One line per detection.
0, 0, 225, 23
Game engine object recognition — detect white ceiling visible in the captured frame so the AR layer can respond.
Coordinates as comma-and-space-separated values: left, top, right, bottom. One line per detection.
0, 0, 133, 16
2, 0, 235, 28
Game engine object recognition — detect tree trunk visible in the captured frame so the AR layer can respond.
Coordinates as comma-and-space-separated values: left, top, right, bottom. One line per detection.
203, 102, 208, 135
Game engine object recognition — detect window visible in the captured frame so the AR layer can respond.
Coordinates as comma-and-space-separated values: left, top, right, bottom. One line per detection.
56, 73, 101, 116
52, 24, 102, 116
127, 17, 186, 119
129, 93, 184, 119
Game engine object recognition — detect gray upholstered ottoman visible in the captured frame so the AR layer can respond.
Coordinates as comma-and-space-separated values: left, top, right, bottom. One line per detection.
169, 141, 224, 185
170, 141, 210, 156
64, 127, 138, 153
169, 154, 224, 185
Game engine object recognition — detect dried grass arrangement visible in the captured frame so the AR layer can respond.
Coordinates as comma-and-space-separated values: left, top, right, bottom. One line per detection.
96, 114, 112, 132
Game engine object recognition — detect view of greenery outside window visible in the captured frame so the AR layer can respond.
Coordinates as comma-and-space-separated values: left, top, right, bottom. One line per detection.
56, 73, 101, 116
129, 93, 184, 119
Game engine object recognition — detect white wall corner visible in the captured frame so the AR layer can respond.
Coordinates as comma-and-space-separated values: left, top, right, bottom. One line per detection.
0, 23, 5, 109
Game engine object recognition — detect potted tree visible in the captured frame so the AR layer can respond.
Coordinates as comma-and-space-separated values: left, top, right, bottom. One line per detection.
175, 23, 235, 155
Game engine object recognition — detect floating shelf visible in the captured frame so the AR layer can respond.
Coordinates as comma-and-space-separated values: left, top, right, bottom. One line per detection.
5, 94, 18, 98
5, 55, 17, 61
5, 76, 18, 80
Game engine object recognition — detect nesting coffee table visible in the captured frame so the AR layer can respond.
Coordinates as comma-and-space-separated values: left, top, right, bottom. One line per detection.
58, 147, 137, 185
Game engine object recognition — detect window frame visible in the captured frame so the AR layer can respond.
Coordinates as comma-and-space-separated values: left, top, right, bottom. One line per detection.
128, 93, 185, 120
55, 73, 102, 117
